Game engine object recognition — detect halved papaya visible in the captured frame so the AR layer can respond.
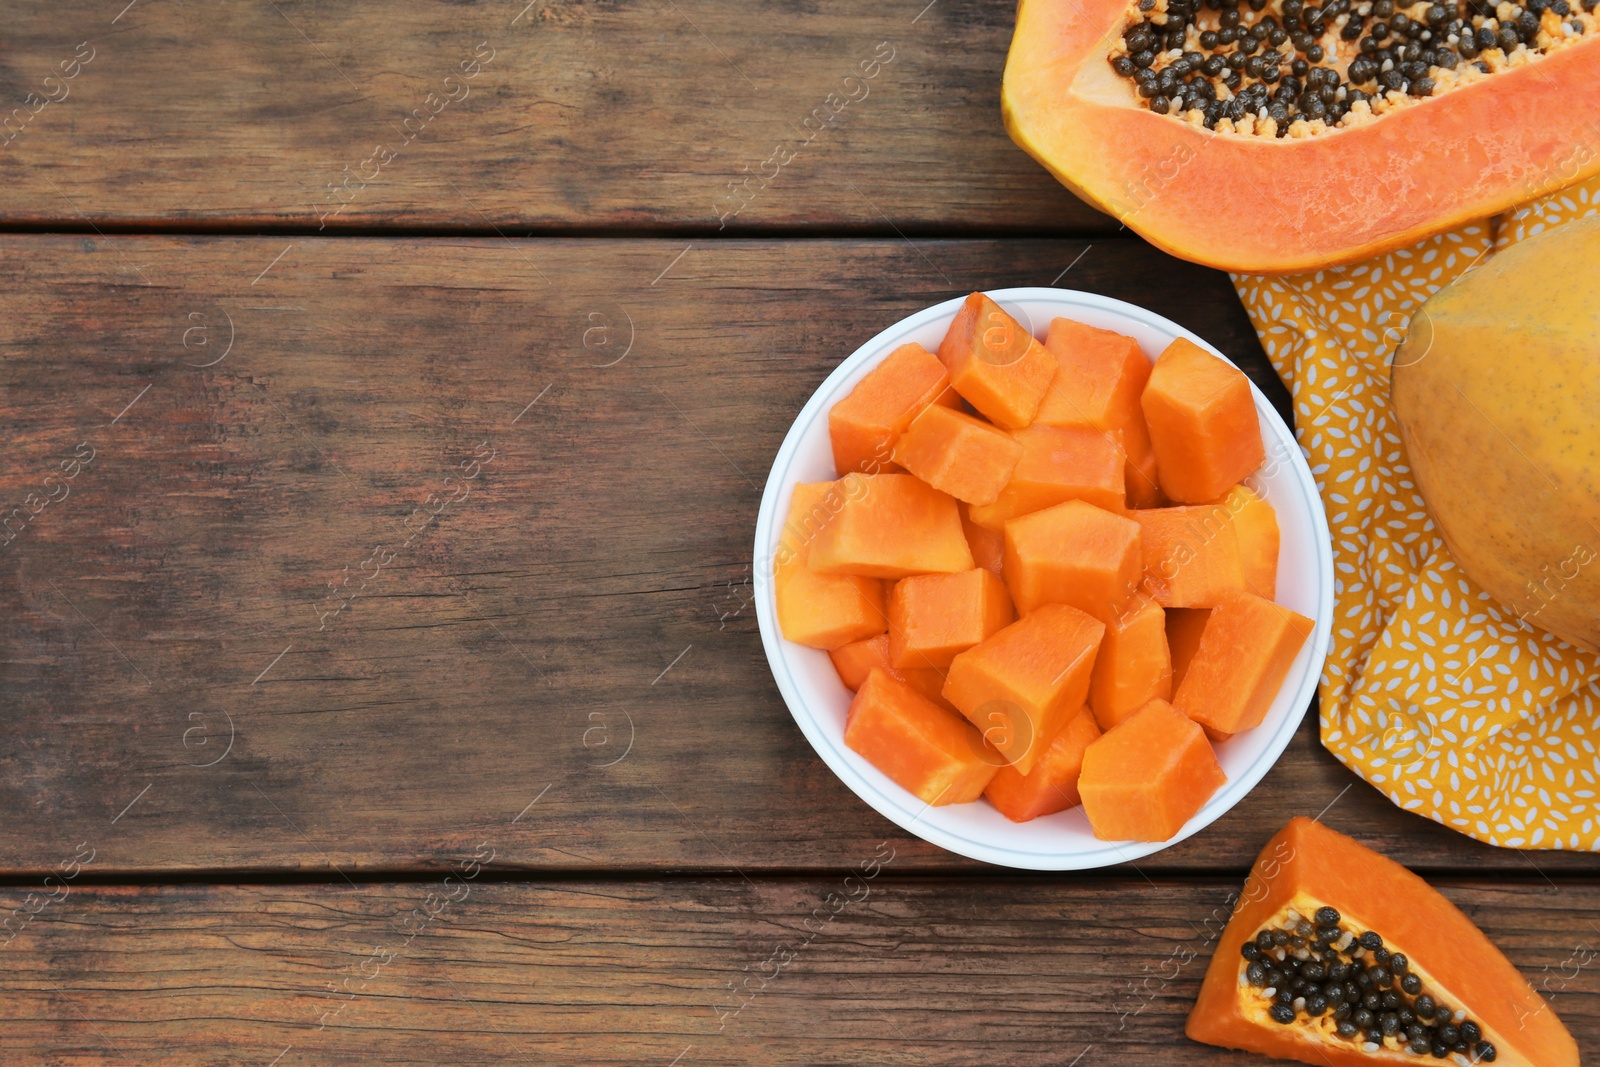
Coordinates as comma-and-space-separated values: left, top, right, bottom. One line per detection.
1001, 0, 1600, 272
1187, 817, 1577, 1066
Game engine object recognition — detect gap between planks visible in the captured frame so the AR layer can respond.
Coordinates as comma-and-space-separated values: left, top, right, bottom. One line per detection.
0, 220, 1129, 241
0, 868, 1586, 888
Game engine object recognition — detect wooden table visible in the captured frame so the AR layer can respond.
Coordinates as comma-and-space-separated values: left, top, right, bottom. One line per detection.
1, 2, 1595, 1062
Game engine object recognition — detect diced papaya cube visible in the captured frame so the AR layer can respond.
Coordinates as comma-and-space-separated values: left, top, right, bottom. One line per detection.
778, 476, 851, 553
1035, 317, 1163, 509
943, 603, 1105, 775
888, 568, 1015, 671
1165, 607, 1211, 692
984, 708, 1102, 822
968, 423, 1125, 531
775, 481, 886, 649
892, 404, 1023, 506
1089, 593, 1172, 731
828, 342, 958, 475
1003, 500, 1142, 621
1079, 698, 1227, 842
1220, 484, 1280, 600
1172, 589, 1314, 740
844, 669, 1000, 806
936, 293, 1058, 430
960, 503, 1005, 579
810, 474, 973, 579
828, 633, 947, 704
1140, 338, 1265, 504
1035, 318, 1150, 427
1132, 505, 1247, 608
830, 632, 892, 690
775, 565, 883, 649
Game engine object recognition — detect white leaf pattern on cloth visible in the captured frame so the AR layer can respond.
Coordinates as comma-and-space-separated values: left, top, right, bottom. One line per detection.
1233, 177, 1600, 850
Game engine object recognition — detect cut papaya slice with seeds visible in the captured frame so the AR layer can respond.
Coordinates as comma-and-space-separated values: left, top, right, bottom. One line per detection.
1002, 0, 1600, 271
1187, 817, 1577, 1067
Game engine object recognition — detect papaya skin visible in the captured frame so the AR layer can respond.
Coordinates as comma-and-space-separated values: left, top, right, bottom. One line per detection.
1392, 217, 1600, 652
1187, 818, 1577, 1067
1001, 0, 1600, 273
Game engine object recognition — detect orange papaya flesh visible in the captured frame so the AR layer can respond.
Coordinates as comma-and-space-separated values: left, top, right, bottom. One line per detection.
775, 561, 884, 649
830, 633, 887, 691
1088, 592, 1172, 730
968, 422, 1125, 531
960, 502, 1006, 579
893, 403, 1024, 507
888, 567, 1016, 671
1036, 317, 1151, 430
1187, 817, 1577, 1067
1221, 484, 1280, 601
1133, 504, 1247, 608
1003, 499, 1143, 621
844, 668, 1000, 806
828, 633, 949, 705
1142, 339, 1265, 505
809, 474, 974, 579
1035, 317, 1162, 507
1001, 0, 1600, 274
774, 481, 887, 650
1173, 588, 1314, 741
943, 602, 1105, 775
1078, 697, 1225, 842
1165, 606, 1211, 692
936, 292, 1059, 430
828, 342, 958, 475
984, 707, 1101, 822
1125, 444, 1164, 510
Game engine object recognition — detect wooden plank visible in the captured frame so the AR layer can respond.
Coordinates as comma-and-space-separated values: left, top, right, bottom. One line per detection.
0, 0, 1103, 232
1, 875, 1594, 1063
2, 234, 1592, 877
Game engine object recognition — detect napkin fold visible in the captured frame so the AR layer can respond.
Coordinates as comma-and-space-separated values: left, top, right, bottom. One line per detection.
1232, 176, 1600, 850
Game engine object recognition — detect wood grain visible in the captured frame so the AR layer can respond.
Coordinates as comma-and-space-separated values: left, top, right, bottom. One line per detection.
2, 234, 1592, 878
5, 10, 1584, 1065
0, 0, 1102, 232
1, 875, 1594, 1064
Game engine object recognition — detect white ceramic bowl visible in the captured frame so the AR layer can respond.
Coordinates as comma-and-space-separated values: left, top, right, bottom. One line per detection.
754, 288, 1333, 870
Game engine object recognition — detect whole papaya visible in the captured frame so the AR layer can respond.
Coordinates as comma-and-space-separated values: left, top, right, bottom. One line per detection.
1391, 218, 1600, 652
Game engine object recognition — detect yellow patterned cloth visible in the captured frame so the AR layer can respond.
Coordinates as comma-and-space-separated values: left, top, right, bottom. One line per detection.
1233, 176, 1600, 851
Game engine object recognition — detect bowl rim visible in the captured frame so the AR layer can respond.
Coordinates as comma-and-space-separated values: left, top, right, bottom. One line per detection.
753, 286, 1334, 870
